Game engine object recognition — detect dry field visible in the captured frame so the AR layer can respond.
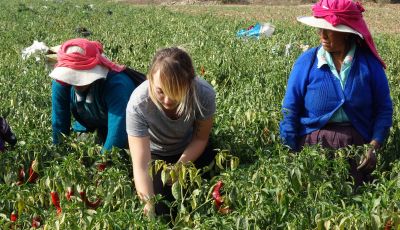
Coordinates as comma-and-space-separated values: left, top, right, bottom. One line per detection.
116, 1, 400, 34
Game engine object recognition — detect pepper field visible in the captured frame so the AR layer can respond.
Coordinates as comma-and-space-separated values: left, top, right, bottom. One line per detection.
1, 0, 400, 229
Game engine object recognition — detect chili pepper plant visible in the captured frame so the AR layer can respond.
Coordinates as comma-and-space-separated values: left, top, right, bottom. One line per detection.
1, 0, 400, 229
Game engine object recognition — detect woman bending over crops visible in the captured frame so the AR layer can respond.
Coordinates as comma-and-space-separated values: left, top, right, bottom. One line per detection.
280, 0, 392, 187
126, 47, 216, 217
50, 38, 140, 153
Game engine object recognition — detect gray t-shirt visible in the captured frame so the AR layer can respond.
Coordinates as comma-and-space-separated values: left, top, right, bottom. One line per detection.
126, 77, 216, 156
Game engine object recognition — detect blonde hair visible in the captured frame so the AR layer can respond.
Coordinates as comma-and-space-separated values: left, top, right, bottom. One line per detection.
148, 47, 203, 121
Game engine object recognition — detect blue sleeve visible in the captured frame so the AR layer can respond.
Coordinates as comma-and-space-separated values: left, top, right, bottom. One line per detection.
280, 49, 316, 150
369, 58, 393, 144
51, 80, 72, 144
103, 73, 136, 151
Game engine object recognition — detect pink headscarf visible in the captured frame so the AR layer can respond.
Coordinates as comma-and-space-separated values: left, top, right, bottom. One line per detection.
312, 0, 386, 68
56, 38, 125, 72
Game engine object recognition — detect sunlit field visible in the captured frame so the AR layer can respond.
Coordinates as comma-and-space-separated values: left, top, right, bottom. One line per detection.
1, 0, 400, 228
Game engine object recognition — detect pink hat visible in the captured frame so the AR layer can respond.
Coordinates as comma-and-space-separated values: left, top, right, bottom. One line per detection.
297, 0, 385, 68
49, 38, 125, 86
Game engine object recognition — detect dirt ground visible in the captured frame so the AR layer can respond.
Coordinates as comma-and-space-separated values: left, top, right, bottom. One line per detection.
116, 0, 310, 4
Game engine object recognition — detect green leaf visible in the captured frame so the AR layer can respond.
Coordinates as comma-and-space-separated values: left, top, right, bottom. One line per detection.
372, 197, 381, 210
191, 197, 197, 210
171, 182, 181, 200
295, 167, 302, 186
17, 199, 24, 215
216, 153, 224, 170
195, 177, 202, 188
45, 176, 51, 189
86, 209, 97, 215
230, 156, 239, 170
339, 216, 349, 230
352, 196, 363, 202
161, 169, 169, 186
178, 165, 186, 187
371, 214, 381, 229
324, 220, 331, 230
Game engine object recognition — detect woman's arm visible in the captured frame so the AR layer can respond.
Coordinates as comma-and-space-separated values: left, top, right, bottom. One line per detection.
280, 66, 307, 150
178, 117, 213, 163
280, 48, 318, 151
128, 135, 155, 216
369, 58, 393, 145
51, 80, 72, 144
357, 56, 392, 173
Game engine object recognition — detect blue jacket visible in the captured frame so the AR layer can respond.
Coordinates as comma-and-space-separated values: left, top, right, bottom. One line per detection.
280, 46, 393, 150
51, 71, 136, 151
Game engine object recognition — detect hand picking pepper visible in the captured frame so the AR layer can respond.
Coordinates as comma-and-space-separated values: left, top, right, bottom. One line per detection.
50, 191, 62, 215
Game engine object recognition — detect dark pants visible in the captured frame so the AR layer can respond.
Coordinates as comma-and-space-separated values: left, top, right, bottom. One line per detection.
95, 128, 108, 145
151, 144, 217, 217
0, 117, 17, 146
298, 122, 372, 188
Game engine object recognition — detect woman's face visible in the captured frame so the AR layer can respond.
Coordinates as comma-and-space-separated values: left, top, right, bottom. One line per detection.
152, 69, 179, 111
318, 29, 349, 53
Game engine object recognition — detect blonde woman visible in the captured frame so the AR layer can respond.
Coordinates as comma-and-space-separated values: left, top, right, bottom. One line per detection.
126, 47, 216, 216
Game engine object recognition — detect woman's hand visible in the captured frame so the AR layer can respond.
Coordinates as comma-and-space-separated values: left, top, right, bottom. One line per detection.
143, 201, 155, 218
357, 140, 379, 173
357, 148, 377, 173
128, 136, 156, 217
178, 117, 213, 163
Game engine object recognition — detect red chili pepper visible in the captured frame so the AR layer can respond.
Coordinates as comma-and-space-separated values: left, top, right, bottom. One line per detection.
31, 216, 41, 228
10, 211, 17, 222
79, 191, 86, 200
65, 186, 74, 201
50, 191, 62, 215
212, 180, 224, 209
18, 168, 25, 181
85, 198, 102, 209
80, 191, 102, 209
16, 167, 25, 185
384, 220, 393, 230
27, 160, 39, 183
97, 162, 107, 172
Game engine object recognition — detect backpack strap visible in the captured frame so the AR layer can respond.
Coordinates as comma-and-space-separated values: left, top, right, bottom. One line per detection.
122, 67, 146, 86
